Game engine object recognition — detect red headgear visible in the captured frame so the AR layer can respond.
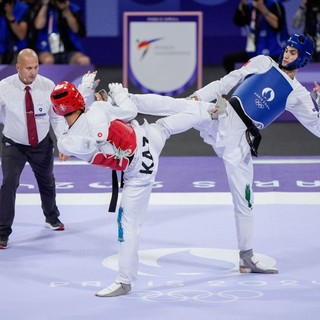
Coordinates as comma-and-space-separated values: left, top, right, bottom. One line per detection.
50, 81, 85, 116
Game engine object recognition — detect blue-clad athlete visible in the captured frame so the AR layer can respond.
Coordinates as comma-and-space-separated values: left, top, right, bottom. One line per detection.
131, 33, 317, 275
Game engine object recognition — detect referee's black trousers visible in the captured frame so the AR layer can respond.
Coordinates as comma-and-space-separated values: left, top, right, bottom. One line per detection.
0, 134, 60, 237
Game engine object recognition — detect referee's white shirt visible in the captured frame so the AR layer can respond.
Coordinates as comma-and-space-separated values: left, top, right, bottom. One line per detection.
0, 73, 66, 146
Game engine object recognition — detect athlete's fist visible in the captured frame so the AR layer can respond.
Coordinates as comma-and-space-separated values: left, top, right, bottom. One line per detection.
78, 71, 100, 98
208, 95, 227, 119
312, 81, 320, 105
108, 82, 129, 105
185, 92, 199, 101
81, 71, 99, 89
313, 81, 320, 93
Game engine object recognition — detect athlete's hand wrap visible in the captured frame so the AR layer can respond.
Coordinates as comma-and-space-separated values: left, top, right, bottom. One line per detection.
108, 83, 129, 105
78, 71, 100, 98
312, 82, 320, 105
94, 88, 115, 104
208, 95, 227, 119
316, 91, 320, 105
186, 92, 200, 101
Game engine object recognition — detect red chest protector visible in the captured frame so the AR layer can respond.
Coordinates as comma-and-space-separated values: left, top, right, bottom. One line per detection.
90, 120, 137, 171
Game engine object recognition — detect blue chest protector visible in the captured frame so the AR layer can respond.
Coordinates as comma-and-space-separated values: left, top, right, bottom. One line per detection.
233, 66, 293, 128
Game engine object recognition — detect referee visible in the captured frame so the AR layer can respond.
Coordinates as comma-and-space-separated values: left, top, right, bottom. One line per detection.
0, 48, 66, 249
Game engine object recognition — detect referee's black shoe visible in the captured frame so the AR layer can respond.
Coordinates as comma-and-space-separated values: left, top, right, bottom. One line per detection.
0, 235, 8, 249
45, 218, 65, 231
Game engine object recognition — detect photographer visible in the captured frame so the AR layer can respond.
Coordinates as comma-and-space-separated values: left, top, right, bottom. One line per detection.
292, 0, 320, 61
33, 0, 91, 65
0, 0, 29, 64
222, 0, 289, 73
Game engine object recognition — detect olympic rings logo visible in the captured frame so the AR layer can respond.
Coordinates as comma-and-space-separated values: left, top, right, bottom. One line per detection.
255, 99, 264, 109
125, 289, 264, 303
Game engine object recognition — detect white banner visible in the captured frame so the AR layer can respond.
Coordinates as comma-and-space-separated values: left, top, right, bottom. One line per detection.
123, 12, 202, 95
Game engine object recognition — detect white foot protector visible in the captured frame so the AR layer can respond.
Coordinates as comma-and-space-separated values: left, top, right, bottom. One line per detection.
239, 249, 278, 274
95, 282, 131, 297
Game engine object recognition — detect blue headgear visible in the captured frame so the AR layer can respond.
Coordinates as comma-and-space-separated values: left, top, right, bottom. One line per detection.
278, 34, 314, 70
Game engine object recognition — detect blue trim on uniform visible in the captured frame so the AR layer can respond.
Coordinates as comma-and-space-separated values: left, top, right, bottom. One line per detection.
117, 207, 124, 242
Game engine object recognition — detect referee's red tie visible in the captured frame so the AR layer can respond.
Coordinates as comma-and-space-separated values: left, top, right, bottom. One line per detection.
25, 86, 38, 147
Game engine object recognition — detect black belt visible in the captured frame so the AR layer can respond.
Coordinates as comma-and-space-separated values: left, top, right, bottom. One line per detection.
108, 154, 134, 213
229, 97, 261, 157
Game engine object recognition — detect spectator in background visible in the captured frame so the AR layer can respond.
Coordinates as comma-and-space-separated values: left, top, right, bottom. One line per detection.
33, 0, 90, 65
20, 0, 42, 51
223, 0, 289, 73
0, 0, 29, 64
292, 0, 320, 62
